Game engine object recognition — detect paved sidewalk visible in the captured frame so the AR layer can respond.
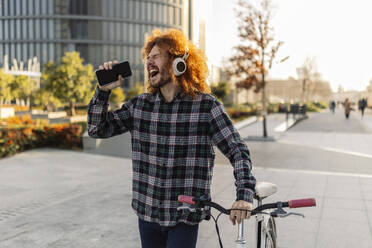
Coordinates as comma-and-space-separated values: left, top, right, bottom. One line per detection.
1, 149, 372, 248
1, 110, 372, 247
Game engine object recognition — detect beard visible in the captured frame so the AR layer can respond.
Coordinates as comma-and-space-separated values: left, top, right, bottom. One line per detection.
149, 63, 174, 88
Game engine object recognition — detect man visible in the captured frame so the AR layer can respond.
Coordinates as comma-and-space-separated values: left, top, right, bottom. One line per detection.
87, 29, 256, 248
344, 98, 351, 119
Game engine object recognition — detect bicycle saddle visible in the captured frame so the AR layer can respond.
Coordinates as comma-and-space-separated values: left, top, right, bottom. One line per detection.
254, 182, 278, 199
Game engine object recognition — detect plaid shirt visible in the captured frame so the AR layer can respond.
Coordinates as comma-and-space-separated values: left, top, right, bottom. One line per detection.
87, 87, 256, 226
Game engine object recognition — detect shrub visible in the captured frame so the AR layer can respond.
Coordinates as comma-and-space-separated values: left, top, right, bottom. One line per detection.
0, 115, 84, 158
0, 124, 83, 158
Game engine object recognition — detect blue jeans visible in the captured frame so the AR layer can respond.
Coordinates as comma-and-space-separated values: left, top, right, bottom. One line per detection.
138, 218, 199, 248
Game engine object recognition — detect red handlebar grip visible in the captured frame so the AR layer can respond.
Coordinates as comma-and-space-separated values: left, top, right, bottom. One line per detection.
178, 195, 195, 205
289, 198, 316, 208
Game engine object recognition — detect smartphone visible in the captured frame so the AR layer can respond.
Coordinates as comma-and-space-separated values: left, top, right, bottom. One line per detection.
95, 61, 132, 86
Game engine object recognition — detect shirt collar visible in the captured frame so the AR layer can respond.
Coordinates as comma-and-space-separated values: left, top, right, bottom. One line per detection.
155, 89, 185, 103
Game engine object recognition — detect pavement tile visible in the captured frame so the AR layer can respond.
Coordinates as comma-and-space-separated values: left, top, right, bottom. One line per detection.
321, 207, 368, 223
276, 231, 317, 248
363, 200, 372, 212
323, 197, 365, 211
324, 186, 363, 200
316, 219, 372, 248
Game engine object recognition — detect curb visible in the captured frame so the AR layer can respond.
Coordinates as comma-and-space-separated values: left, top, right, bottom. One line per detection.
274, 115, 308, 132
234, 116, 258, 130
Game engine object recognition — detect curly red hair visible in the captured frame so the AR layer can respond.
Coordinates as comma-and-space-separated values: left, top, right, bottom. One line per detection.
142, 29, 210, 98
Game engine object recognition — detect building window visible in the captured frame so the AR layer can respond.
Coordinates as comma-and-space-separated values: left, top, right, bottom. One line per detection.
35, 0, 40, 15
48, 19, 54, 39
27, 0, 32, 15
0, 45, 3, 65
16, 43, 21, 62
16, 19, 22, 40
15, 0, 21, 16
9, 20, 15, 40
163, 5, 167, 24
135, 1, 140, 20
35, 19, 40, 39
102, 45, 109, 62
48, 43, 54, 62
4, 44, 10, 59
115, 22, 121, 41
128, 0, 133, 19
147, 2, 151, 21
141, 1, 145, 20
22, 43, 28, 62
109, 0, 115, 17
21, 0, 27, 15
22, 19, 28, 39
48, 0, 54, 14
10, 43, 15, 60
41, 0, 47, 15
41, 19, 47, 39
123, 22, 128, 42
115, 0, 121, 18
28, 19, 33, 39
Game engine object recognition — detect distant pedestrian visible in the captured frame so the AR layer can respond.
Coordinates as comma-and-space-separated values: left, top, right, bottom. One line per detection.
344, 98, 351, 119
360, 98, 367, 117
329, 100, 335, 114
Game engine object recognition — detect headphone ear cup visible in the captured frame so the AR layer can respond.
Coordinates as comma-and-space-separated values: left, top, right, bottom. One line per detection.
173, 57, 187, 76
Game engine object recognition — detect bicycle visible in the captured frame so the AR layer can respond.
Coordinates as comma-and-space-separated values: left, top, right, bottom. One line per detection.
177, 182, 316, 248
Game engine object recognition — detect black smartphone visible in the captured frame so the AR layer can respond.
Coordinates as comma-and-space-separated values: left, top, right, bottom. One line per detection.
95, 61, 132, 86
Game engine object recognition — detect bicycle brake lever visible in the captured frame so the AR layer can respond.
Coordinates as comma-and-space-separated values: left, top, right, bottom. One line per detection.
177, 205, 204, 213
277, 212, 305, 218
177, 206, 196, 212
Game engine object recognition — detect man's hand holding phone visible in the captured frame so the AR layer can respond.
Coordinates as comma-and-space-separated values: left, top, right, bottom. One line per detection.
96, 60, 132, 91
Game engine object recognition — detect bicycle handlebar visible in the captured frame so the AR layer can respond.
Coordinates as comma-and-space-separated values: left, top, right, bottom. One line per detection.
177, 195, 316, 216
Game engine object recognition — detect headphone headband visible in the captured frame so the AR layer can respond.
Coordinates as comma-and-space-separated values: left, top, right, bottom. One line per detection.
182, 46, 189, 60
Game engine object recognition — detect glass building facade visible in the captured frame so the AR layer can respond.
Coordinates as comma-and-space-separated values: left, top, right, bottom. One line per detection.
0, 0, 188, 86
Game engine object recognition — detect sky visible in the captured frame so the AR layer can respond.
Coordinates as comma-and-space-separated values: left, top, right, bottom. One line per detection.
200, 0, 372, 92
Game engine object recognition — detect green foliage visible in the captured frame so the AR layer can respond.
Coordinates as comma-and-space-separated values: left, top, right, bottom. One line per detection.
10, 75, 32, 103
306, 102, 326, 112
42, 52, 95, 115
126, 82, 144, 100
225, 104, 257, 122
33, 85, 62, 111
110, 87, 125, 106
211, 81, 230, 102
0, 69, 14, 105
312, 101, 327, 109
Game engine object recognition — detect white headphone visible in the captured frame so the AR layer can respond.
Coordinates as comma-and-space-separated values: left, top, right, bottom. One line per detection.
172, 47, 189, 76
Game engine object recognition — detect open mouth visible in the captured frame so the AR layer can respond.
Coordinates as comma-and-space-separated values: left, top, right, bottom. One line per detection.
149, 68, 159, 79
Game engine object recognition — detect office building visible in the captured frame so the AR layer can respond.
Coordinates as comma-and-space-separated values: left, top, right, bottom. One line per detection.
0, 0, 192, 87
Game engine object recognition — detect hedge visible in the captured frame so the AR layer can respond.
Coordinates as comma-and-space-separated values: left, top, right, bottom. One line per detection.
0, 115, 83, 158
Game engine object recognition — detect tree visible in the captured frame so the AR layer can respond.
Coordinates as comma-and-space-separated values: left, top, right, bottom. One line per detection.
229, 0, 282, 137
42, 52, 95, 115
10, 75, 33, 108
125, 82, 144, 101
296, 56, 321, 103
34, 86, 62, 112
110, 87, 125, 107
211, 81, 230, 102
0, 69, 14, 106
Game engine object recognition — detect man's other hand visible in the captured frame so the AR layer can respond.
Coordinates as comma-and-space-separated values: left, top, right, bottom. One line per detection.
230, 200, 253, 225
97, 60, 123, 91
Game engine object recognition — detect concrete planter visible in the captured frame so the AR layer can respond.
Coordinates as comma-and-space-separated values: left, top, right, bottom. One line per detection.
0, 107, 15, 119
